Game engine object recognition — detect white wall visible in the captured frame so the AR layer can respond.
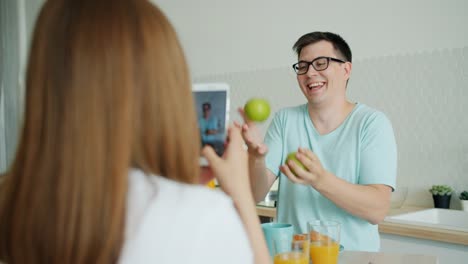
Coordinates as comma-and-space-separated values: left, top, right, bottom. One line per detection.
0, 0, 28, 172
152, 0, 468, 208
153, 0, 468, 77
15, 0, 468, 208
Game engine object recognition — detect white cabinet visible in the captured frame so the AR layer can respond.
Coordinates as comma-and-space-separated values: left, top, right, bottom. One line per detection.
380, 233, 468, 264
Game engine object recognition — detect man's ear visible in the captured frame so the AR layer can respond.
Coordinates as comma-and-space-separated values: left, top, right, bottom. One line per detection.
343, 62, 352, 81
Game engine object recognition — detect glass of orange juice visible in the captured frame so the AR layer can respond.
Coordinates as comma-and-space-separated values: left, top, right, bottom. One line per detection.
272, 233, 309, 264
308, 220, 340, 264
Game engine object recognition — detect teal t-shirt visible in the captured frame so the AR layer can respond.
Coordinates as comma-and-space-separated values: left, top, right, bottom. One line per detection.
199, 116, 222, 143
264, 103, 397, 252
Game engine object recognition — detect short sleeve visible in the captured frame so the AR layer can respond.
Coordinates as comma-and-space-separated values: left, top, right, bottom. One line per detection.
358, 112, 397, 190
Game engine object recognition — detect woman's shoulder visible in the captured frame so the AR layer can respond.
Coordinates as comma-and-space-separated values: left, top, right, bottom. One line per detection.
127, 169, 236, 220
131, 169, 231, 203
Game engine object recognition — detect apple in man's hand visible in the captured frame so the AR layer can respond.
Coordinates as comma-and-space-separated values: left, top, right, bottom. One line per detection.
244, 98, 270, 122
286, 152, 306, 175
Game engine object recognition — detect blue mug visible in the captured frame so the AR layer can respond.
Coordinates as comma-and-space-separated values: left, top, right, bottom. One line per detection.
261, 222, 294, 256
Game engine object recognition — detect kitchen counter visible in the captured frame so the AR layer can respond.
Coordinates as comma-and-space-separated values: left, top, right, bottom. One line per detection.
339, 251, 437, 264
256, 205, 468, 246
380, 206, 468, 245
256, 202, 276, 218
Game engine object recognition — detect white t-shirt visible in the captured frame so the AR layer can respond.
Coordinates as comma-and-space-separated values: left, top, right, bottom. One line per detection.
119, 169, 254, 264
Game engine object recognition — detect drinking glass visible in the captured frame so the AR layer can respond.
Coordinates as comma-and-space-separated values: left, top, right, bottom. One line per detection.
308, 220, 340, 264
261, 223, 294, 256
272, 233, 309, 264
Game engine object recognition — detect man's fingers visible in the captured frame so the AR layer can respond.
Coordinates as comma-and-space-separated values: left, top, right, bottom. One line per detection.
296, 152, 313, 170
241, 124, 251, 139
287, 159, 311, 183
233, 120, 242, 129
290, 160, 310, 180
238, 107, 248, 122
280, 165, 304, 184
299, 147, 317, 161
240, 125, 257, 148
238, 107, 256, 125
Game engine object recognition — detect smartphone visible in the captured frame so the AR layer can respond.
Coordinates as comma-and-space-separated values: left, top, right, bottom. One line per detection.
192, 83, 230, 165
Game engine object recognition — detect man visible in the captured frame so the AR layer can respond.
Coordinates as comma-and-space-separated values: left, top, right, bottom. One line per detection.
199, 102, 224, 156
239, 32, 397, 251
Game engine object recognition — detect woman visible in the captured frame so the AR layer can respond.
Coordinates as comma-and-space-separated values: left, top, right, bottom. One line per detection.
0, 0, 269, 263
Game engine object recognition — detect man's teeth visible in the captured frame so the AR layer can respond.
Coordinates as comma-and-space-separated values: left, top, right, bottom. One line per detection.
308, 82, 324, 88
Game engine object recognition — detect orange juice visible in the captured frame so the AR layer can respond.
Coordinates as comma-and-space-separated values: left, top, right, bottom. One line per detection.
274, 252, 308, 264
309, 241, 339, 264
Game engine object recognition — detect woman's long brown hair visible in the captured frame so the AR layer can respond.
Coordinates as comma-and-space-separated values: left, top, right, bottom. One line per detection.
0, 0, 200, 263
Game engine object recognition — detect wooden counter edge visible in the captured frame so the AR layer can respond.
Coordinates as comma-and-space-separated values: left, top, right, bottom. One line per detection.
379, 221, 468, 246
256, 206, 276, 218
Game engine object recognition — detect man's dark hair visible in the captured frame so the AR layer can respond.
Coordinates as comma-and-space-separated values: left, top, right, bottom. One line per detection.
202, 102, 211, 110
293, 32, 352, 62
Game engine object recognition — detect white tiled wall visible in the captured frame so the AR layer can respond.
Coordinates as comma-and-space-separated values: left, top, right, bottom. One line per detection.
194, 46, 468, 209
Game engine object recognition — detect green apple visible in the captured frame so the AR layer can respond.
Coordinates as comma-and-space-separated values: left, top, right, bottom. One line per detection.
244, 98, 270, 122
286, 152, 306, 175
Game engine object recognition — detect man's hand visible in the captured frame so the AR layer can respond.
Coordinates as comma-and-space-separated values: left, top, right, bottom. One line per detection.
280, 147, 327, 187
280, 147, 392, 224
236, 108, 268, 158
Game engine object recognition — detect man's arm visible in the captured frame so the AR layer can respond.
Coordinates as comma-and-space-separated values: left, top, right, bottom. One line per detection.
314, 174, 391, 224
249, 155, 277, 203
282, 148, 392, 224
236, 107, 281, 204
317, 179, 392, 225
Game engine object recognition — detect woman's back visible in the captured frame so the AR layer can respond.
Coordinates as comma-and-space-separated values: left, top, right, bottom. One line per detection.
119, 170, 253, 263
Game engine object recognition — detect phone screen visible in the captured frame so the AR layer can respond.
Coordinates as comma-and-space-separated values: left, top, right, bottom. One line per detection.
193, 83, 230, 163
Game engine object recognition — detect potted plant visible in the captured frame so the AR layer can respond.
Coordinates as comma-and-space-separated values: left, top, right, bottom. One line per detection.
459, 191, 468, 212
429, 185, 453, 209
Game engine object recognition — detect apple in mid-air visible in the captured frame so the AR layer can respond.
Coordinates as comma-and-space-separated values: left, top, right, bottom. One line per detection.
244, 98, 270, 122
286, 152, 306, 175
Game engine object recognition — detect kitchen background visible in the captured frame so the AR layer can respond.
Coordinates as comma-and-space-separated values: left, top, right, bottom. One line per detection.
1, 0, 467, 209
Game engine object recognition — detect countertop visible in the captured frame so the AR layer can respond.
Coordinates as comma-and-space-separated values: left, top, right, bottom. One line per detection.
338, 251, 437, 264
379, 206, 468, 245
256, 205, 468, 246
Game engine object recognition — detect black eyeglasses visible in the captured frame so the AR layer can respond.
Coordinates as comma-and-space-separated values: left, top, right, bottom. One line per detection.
292, 56, 346, 75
